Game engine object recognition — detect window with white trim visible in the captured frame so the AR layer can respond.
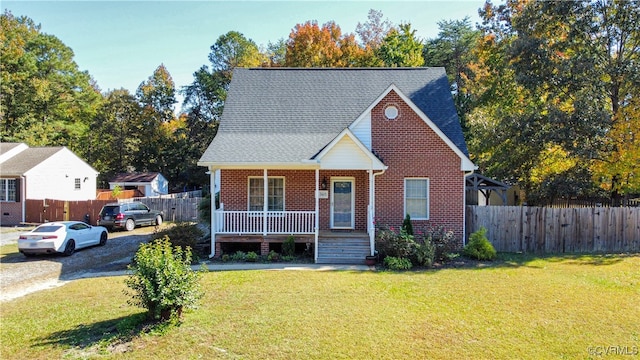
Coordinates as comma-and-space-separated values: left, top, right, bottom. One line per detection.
0, 179, 17, 202
74, 178, 81, 190
248, 177, 284, 211
404, 178, 429, 220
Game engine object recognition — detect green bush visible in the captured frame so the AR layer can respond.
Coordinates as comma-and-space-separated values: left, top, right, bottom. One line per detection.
231, 251, 246, 262
413, 241, 435, 267
383, 256, 413, 271
283, 235, 296, 257
463, 227, 497, 260
151, 223, 204, 257
402, 214, 414, 235
245, 251, 258, 262
125, 236, 204, 321
375, 228, 416, 259
221, 254, 230, 262
267, 250, 280, 262
417, 226, 459, 262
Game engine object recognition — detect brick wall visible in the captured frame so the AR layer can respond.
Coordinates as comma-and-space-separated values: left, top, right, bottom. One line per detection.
0, 202, 22, 225
371, 90, 465, 241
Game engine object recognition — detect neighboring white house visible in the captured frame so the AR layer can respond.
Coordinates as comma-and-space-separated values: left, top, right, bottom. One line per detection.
109, 172, 168, 197
0, 142, 98, 225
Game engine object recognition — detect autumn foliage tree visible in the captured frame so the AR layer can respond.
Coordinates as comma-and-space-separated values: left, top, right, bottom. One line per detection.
467, 0, 640, 205
285, 21, 366, 67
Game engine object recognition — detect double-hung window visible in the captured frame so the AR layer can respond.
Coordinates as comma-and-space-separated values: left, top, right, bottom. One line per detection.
0, 179, 17, 202
74, 178, 81, 190
248, 177, 284, 211
404, 178, 429, 220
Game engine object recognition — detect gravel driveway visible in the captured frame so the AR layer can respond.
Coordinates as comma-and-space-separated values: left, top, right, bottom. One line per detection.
0, 226, 165, 302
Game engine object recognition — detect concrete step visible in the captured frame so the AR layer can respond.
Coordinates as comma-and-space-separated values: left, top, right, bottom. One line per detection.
317, 257, 367, 265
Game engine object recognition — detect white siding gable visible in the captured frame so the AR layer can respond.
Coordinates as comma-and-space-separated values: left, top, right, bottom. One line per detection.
320, 135, 376, 170
350, 111, 372, 149
24, 148, 98, 200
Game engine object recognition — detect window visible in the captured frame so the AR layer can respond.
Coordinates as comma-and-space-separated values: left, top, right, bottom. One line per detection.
74, 178, 81, 190
384, 105, 399, 120
404, 178, 429, 220
1, 179, 17, 202
249, 177, 284, 211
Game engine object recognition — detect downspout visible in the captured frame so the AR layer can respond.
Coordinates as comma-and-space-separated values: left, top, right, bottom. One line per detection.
314, 169, 319, 263
463, 170, 475, 247
209, 169, 217, 258
263, 169, 268, 237
369, 168, 386, 256
21, 175, 26, 224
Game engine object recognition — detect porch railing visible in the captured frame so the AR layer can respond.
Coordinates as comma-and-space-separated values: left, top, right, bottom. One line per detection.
214, 210, 316, 234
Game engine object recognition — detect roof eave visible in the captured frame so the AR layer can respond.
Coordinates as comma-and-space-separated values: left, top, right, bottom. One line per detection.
197, 161, 321, 170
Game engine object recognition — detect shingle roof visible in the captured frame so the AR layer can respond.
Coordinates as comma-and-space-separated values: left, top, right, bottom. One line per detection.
199, 67, 468, 165
110, 172, 161, 183
0, 147, 64, 175
0, 142, 22, 154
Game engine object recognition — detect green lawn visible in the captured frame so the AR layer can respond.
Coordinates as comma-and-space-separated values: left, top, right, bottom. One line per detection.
1, 254, 638, 359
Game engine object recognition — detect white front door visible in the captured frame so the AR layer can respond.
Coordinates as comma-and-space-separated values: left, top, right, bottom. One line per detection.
331, 178, 355, 229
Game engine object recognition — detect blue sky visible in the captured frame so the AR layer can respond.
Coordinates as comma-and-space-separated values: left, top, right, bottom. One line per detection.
4, 1, 485, 107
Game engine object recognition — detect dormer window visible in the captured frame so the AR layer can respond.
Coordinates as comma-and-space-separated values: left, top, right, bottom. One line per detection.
384, 105, 399, 120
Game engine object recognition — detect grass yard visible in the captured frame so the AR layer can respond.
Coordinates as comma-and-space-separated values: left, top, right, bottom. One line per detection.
1, 253, 638, 359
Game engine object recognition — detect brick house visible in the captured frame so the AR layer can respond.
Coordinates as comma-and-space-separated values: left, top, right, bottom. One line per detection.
198, 68, 475, 263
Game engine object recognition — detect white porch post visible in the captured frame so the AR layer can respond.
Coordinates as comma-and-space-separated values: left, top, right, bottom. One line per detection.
209, 168, 217, 258
263, 168, 268, 236
314, 168, 319, 263
368, 170, 375, 256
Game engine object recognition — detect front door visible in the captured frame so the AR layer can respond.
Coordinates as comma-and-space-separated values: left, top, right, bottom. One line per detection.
331, 178, 354, 229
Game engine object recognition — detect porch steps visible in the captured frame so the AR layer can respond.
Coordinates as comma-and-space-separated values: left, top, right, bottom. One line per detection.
317, 237, 370, 264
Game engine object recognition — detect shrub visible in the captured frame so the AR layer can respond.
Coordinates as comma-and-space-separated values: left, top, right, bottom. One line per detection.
463, 227, 497, 260
281, 255, 296, 262
413, 241, 435, 267
267, 250, 280, 262
283, 235, 296, 257
231, 251, 246, 262
375, 228, 416, 259
245, 251, 258, 262
151, 223, 204, 257
221, 254, 230, 262
125, 236, 204, 322
417, 226, 458, 262
402, 214, 414, 235
383, 256, 413, 271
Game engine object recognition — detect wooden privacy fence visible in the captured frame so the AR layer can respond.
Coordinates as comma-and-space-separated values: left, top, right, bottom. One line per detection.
466, 206, 640, 254
25, 197, 202, 225
25, 199, 112, 225
126, 197, 201, 223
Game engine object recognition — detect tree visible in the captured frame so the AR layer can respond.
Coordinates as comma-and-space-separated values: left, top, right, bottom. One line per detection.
87, 89, 142, 187
285, 20, 367, 67
423, 18, 480, 135
264, 38, 287, 67
356, 9, 392, 49
377, 23, 424, 67
179, 31, 261, 190
208, 31, 263, 77
468, 0, 640, 204
0, 10, 102, 154
136, 64, 176, 123
131, 65, 178, 177
355, 9, 392, 66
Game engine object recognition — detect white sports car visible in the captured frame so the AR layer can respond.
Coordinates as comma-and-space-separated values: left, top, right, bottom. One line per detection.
18, 221, 108, 257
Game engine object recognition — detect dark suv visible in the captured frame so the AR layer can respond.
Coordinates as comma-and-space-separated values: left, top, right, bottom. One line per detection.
97, 202, 163, 231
